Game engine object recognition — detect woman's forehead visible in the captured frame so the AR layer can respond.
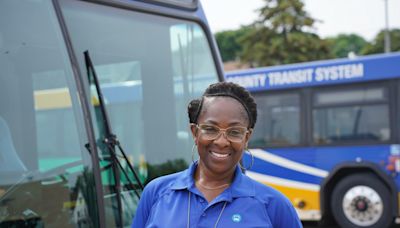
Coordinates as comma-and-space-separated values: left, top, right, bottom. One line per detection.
203, 96, 243, 109
199, 97, 249, 124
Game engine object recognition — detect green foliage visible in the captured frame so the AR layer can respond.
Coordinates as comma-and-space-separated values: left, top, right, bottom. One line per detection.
145, 159, 188, 184
240, 0, 331, 67
326, 34, 367, 58
214, 0, 400, 67
215, 26, 254, 62
258, 0, 315, 33
76, 168, 99, 228
361, 29, 400, 55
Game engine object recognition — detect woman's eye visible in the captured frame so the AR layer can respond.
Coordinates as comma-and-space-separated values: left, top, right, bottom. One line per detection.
229, 129, 243, 136
203, 126, 218, 133
207, 129, 218, 133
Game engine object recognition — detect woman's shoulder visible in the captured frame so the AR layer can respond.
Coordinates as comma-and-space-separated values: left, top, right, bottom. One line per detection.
144, 170, 184, 192
242, 175, 302, 226
243, 174, 292, 205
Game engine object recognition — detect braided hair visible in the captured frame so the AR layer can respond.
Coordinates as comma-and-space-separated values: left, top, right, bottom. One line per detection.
187, 82, 257, 128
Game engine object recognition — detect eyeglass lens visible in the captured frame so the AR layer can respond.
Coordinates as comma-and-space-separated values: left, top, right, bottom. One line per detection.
198, 124, 247, 142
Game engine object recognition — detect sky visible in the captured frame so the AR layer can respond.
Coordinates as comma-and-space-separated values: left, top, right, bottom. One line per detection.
201, 0, 400, 41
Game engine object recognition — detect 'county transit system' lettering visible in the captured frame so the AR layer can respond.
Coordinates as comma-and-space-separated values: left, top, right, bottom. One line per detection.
227, 63, 364, 89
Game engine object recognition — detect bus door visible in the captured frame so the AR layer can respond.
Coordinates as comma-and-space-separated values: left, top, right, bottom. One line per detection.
0, 1, 100, 226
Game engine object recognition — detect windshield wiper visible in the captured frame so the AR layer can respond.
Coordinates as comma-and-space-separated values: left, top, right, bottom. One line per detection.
84, 50, 143, 227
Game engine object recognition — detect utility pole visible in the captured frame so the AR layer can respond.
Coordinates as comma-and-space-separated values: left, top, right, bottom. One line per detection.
384, 0, 391, 53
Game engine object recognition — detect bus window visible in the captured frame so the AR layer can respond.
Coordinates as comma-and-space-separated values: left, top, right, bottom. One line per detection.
313, 86, 390, 144
250, 93, 301, 147
59, 0, 218, 226
0, 0, 99, 226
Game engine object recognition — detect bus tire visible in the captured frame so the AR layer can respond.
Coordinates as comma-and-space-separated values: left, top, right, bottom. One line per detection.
330, 173, 393, 228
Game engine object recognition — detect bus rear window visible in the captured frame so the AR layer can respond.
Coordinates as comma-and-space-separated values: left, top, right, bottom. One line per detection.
314, 87, 387, 105
313, 86, 390, 144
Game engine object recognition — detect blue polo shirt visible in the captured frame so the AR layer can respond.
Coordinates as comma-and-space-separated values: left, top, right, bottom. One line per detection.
132, 162, 302, 228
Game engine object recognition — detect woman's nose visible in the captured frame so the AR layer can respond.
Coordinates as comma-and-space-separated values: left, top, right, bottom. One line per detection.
213, 131, 230, 146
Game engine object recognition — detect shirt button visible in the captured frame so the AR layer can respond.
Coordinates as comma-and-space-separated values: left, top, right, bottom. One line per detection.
199, 199, 204, 203
202, 213, 206, 217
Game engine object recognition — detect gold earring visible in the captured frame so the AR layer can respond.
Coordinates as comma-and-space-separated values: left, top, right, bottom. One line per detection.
191, 144, 198, 163
239, 148, 254, 171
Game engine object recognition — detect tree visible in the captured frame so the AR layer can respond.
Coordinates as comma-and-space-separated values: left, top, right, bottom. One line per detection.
215, 26, 253, 62
240, 0, 331, 67
326, 34, 368, 58
361, 29, 400, 55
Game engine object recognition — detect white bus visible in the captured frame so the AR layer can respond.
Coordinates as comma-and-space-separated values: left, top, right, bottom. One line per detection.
0, 0, 222, 227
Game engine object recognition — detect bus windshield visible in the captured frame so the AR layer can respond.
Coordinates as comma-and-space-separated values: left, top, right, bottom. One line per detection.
0, 0, 220, 227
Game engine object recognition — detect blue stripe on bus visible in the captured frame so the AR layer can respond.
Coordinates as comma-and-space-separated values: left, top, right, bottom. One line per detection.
243, 144, 400, 188
256, 145, 392, 171
100, 74, 215, 104
243, 153, 323, 185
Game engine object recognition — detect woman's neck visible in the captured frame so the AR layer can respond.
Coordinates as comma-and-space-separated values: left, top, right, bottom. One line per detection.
194, 162, 235, 187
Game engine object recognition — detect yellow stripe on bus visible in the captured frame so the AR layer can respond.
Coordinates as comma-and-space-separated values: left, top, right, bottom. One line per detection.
259, 181, 320, 210
34, 88, 72, 110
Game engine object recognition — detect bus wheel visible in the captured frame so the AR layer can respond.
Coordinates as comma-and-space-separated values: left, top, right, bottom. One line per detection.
331, 173, 392, 228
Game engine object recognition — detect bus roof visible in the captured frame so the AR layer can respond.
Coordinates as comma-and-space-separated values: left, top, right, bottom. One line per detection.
225, 52, 400, 92
137, 0, 198, 10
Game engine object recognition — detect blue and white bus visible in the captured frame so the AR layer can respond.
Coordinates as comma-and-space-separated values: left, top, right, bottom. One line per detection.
0, 0, 222, 227
226, 52, 400, 228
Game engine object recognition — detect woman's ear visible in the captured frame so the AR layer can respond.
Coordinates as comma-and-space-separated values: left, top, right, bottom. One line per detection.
244, 128, 253, 145
190, 124, 198, 144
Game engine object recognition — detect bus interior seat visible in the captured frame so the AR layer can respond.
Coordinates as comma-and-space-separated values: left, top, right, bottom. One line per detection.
0, 116, 27, 173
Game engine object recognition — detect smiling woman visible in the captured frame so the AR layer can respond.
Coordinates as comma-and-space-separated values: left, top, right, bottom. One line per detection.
132, 82, 302, 228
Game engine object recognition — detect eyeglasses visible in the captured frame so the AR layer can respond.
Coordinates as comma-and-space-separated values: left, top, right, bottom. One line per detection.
194, 124, 249, 143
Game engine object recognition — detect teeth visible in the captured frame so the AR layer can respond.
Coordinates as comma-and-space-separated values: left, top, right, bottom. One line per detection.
211, 152, 229, 158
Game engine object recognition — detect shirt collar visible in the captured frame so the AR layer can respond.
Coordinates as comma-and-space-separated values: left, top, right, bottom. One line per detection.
170, 161, 255, 198
230, 165, 256, 198
170, 162, 196, 190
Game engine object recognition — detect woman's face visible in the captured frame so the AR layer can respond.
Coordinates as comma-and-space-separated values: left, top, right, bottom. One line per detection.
191, 97, 252, 175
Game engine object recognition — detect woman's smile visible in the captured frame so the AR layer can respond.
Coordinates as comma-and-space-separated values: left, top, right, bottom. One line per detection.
209, 150, 231, 159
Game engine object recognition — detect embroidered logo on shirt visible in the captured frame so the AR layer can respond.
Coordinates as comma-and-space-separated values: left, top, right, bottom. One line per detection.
232, 214, 241, 222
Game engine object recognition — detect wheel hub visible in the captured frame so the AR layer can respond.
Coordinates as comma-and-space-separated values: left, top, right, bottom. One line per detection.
342, 185, 383, 226
354, 197, 368, 212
